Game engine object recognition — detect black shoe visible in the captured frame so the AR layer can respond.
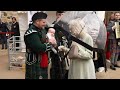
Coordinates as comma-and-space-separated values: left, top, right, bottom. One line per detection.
110, 65, 116, 70
114, 64, 120, 68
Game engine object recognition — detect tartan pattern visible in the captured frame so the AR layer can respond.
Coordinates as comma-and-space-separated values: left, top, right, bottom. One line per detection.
50, 52, 66, 79
25, 53, 48, 79
24, 24, 48, 79
25, 60, 40, 79
25, 60, 48, 79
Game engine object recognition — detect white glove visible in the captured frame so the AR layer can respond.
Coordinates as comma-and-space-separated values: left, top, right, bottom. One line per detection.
58, 46, 69, 52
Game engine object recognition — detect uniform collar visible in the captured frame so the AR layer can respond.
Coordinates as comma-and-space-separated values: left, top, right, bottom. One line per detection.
32, 24, 43, 31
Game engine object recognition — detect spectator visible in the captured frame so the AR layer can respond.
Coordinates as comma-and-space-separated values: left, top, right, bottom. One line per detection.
0, 19, 9, 50
106, 12, 115, 61
107, 12, 120, 70
11, 17, 20, 51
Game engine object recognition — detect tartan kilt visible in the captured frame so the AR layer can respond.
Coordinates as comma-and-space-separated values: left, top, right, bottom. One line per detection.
25, 60, 48, 79
109, 39, 120, 54
50, 52, 66, 79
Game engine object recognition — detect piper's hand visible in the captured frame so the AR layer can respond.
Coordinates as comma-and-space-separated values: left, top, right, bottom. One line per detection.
58, 46, 65, 51
58, 46, 69, 52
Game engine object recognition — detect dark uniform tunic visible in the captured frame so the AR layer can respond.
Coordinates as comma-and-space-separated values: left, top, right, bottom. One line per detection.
24, 24, 49, 79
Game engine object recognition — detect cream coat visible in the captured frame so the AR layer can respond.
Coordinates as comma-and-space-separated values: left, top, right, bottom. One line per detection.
68, 33, 96, 79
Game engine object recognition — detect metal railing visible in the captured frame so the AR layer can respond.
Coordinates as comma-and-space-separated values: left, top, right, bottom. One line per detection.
7, 36, 26, 70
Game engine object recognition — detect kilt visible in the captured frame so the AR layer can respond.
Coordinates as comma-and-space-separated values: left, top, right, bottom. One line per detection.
109, 39, 120, 54
50, 52, 66, 79
25, 60, 48, 79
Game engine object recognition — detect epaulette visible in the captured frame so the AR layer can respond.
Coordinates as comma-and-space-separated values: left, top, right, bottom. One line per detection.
24, 29, 37, 36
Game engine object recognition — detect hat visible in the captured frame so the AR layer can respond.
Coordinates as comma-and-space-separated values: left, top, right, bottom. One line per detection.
56, 11, 65, 13
32, 12, 47, 22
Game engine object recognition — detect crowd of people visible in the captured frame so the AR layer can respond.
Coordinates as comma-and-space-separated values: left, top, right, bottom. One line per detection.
1, 11, 120, 79
25, 11, 120, 79
106, 12, 120, 70
24, 11, 102, 79
0, 17, 20, 50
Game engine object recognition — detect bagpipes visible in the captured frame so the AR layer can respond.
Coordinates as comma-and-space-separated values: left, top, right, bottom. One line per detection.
54, 23, 107, 72
45, 26, 70, 79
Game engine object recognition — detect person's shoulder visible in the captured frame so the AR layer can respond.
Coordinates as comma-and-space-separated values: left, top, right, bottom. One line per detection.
15, 22, 19, 25
86, 33, 93, 40
84, 33, 93, 46
24, 26, 37, 36
108, 20, 115, 24
2, 22, 6, 25
2, 22, 7, 26
109, 20, 114, 22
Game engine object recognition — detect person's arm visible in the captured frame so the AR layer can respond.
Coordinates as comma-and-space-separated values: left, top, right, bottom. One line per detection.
26, 33, 50, 53
77, 36, 93, 60
58, 35, 93, 60
107, 21, 114, 33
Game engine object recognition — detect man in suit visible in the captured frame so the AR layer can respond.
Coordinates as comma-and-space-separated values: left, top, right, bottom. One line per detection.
11, 17, 20, 50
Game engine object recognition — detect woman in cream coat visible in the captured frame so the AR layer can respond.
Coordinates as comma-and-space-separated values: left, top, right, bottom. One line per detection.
58, 18, 96, 79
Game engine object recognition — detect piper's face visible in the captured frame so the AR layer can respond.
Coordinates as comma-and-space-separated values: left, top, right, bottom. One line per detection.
36, 19, 47, 29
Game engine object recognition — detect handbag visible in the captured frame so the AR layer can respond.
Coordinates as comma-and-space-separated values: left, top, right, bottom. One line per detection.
68, 42, 81, 59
